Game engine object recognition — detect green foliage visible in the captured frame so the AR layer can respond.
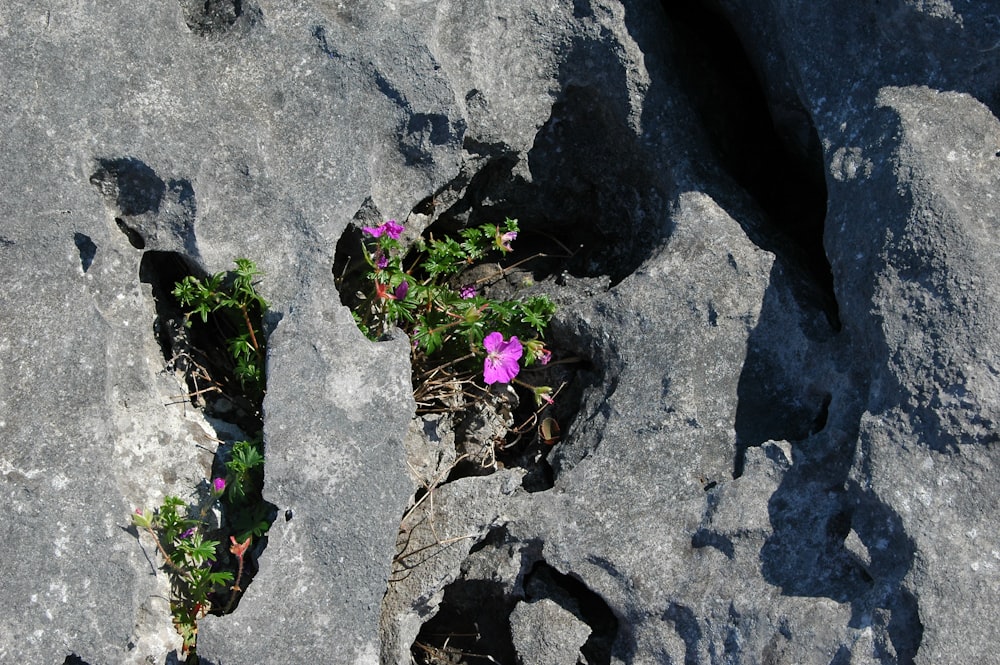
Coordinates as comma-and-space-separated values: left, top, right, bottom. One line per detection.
229, 501, 273, 543
173, 259, 268, 393
349, 217, 557, 411
132, 258, 275, 658
223, 437, 270, 542
225, 437, 265, 502
133, 499, 233, 656
356, 218, 553, 353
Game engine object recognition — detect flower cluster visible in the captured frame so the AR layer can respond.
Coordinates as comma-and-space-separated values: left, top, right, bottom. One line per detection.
363, 219, 404, 239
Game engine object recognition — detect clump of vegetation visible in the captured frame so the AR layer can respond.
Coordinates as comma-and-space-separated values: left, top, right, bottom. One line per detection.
349, 217, 558, 413
134, 259, 273, 661
132, 483, 236, 654
173, 258, 267, 397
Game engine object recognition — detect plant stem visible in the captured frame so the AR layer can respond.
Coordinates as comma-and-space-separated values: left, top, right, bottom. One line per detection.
224, 554, 245, 614
239, 304, 263, 359
143, 525, 184, 574
417, 352, 476, 379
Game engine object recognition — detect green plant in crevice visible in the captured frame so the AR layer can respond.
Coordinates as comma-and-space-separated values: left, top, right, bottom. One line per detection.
173, 258, 268, 396
223, 436, 270, 544
133, 484, 233, 655
351, 218, 558, 440
350, 217, 559, 412
134, 258, 273, 660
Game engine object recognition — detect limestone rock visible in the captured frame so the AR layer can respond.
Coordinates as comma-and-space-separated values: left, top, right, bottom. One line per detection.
2, 0, 999, 663
510, 598, 591, 665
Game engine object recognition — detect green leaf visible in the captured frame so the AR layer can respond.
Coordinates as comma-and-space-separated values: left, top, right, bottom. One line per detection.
208, 571, 235, 587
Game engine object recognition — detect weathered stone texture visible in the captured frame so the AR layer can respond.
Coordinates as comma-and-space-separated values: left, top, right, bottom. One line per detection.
1, 1, 998, 663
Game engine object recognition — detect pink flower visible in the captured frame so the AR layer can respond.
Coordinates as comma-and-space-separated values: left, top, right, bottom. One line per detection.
212, 477, 226, 495
483, 332, 522, 384
363, 219, 404, 240
460, 284, 477, 299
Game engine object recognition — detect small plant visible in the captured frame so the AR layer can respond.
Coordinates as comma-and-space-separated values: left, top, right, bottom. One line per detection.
132, 485, 233, 655
350, 217, 557, 412
173, 258, 268, 396
223, 436, 271, 543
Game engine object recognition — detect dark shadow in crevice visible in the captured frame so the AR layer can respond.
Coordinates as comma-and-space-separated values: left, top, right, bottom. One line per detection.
411, 579, 516, 665
656, 0, 839, 331
63, 655, 91, 665
523, 561, 620, 665
525, 84, 666, 286
411, 530, 620, 665
140, 250, 263, 432
418, 37, 669, 287
116, 217, 146, 249
179, 0, 263, 36
73, 232, 97, 272
733, 263, 835, 479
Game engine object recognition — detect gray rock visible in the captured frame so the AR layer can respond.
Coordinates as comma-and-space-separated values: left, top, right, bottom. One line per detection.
380, 470, 523, 665
1, 1, 439, 662
3, 0, 1000, 663
510, 598, 591, 665
197, 286, 414, 663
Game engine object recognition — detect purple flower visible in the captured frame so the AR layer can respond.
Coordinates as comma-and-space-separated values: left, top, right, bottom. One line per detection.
180, 528, 195, 539
483, 332, 522, 384
393, 280, 409, 300
496, 227, 517, 252
460, 284, 477, 299
362, 219, 404, 240
375, 253, 389, 269
212, 477, 226, 495
375, 280, 409, 301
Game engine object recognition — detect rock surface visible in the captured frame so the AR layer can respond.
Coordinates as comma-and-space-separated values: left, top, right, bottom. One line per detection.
1, 1, 998, 664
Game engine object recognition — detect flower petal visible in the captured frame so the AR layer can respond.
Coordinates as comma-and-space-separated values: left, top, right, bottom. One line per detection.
384, 220, 404, 239
498, 336, 523, 362
483, 331, 504, 353
484, 355, 519, 384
